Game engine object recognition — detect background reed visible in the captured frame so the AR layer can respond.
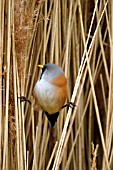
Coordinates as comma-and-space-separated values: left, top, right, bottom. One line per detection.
0, 0, 112, 169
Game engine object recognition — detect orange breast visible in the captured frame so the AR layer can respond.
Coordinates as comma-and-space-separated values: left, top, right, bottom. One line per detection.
57, 85, 67, 107
51, 74, 67, 107
51, 74, 67, 86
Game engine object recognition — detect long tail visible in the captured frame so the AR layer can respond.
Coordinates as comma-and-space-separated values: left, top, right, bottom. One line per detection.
49, 123, 57, 145
45, 112, 59, 145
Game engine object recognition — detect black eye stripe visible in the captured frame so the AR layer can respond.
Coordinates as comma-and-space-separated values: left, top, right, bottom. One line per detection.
40, 65, 46, 79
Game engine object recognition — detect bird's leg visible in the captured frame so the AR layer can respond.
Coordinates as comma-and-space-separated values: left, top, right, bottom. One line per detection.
18, 96, 31, 105
61, 102, 76, 109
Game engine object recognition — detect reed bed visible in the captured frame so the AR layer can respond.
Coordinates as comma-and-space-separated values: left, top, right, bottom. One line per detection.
0, 0, 112, 169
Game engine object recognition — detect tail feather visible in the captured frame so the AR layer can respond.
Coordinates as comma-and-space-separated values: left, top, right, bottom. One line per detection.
45, 112, 59, 145
49, 123, 57, 145
45, 111, 59, 127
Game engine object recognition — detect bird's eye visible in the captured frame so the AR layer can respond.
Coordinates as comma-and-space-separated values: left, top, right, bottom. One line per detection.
40, 65, 46, 79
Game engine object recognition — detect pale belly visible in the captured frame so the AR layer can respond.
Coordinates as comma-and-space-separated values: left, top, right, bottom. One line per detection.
33, 79, 66, 114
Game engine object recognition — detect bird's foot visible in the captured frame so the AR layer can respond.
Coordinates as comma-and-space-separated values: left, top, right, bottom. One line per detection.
61, 102, 76, 109
18, 96, 31, 105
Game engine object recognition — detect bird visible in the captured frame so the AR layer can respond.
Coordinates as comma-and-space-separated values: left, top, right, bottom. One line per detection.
18, 63, 75, 143
33, 63, 67, 142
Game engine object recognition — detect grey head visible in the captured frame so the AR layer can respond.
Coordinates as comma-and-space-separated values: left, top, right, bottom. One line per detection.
39, 63, 65, 82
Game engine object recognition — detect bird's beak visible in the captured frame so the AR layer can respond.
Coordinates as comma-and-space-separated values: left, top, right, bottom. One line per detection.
38, 64, 43, 69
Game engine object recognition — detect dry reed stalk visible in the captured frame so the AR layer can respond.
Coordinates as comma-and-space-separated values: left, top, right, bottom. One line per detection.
0, 1, 3, 169
2, 0, 11, 169
100, 74, 107, 114
102, 0, 113, 169
91, 142, 99, 170
12, 1, 20, 169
